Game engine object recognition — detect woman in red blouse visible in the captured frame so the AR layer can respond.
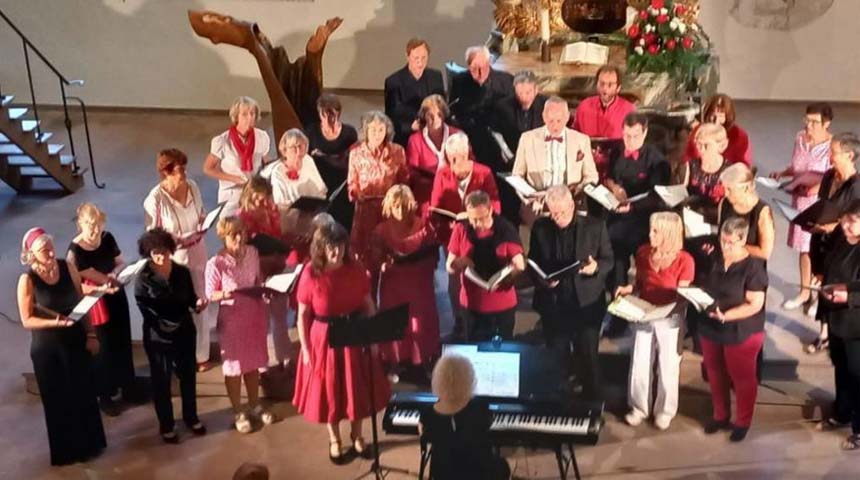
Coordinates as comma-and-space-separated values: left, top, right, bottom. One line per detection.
371, 185, 440, 368
292, 222, 390, 464
616, 212, 694, 430
406, 94, 466, 216
446, 190, 525, 341
348, 111, 410, 266
683, 94, 752, 167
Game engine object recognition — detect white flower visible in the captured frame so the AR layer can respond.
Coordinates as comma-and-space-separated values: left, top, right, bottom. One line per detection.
691, 23, 699, 31
660, 7, 668, 15
645, 23, 655, 33
639, 38, 646, 46
634, 46, 644, 55
649, 7, 658, 15
669, 20, 678, 30
678, 23, 687, 34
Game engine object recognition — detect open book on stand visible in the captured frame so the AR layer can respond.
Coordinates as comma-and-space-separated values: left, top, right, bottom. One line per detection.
608, 295, 676, 323
676, 286, 715, 313
527, 259, 580, 281
559, 41, 609, 65
464, 265, 514, 291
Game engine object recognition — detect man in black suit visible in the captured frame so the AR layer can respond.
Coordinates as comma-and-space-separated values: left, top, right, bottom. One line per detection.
529, 186, 614, 399
384, 38, 445, 146
492, 70, 547, 157
449, 45, 514, 171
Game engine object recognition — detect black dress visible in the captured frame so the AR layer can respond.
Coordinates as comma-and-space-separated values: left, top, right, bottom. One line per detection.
69, 232, 136, 399
28, 260, 106, 465
420, 399, 510, 480
307, 122, 358, 230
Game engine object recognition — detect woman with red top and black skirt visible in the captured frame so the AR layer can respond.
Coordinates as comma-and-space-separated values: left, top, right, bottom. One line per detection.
292, 222, 390, 464
698, 217, 768, 442
446, 190, 526, 341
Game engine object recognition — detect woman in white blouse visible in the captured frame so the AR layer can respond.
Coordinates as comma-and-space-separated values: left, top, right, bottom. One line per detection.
264, 129, 327, 239
144, 148, 214, 370
204, 96, 272, 215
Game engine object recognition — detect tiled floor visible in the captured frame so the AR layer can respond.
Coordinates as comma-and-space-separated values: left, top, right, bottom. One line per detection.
0, 97, 859, 479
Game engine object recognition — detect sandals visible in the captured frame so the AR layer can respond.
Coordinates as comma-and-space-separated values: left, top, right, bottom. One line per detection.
235, 413, 252, 434
805, 336, 829, 354
329, 440, 350, 465
251, 405, 275, 426
842, 434, 860, 451
351, 436, 374, 460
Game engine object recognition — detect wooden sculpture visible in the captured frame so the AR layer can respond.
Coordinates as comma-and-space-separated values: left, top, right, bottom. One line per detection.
188, 10, 343, 143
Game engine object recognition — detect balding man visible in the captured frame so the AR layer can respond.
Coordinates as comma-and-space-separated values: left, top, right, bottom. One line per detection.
529, 186, 613, 398
449, 46, 514, 171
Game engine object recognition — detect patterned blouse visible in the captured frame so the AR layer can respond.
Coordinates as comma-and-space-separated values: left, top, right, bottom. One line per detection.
347, 142, 409, 201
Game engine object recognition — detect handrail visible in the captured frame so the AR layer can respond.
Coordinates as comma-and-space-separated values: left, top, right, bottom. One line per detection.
0, 8, 103, 190
0, 9, 74, 86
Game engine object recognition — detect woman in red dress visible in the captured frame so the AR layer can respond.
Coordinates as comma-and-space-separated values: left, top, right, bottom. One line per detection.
348, 111, 409, 266
292, 222, 390, 464
371, 185, 440, 368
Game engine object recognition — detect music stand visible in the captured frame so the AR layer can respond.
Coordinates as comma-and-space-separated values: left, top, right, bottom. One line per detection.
329, 303, 411, 480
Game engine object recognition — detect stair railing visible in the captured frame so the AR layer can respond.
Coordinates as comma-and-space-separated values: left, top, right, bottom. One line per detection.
0, 8, 105, 189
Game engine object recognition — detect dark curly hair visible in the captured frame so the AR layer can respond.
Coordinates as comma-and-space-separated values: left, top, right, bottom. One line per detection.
138, 228, 177, 258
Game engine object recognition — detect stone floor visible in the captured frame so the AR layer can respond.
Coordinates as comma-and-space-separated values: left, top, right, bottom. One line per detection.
0, 96, 859, 479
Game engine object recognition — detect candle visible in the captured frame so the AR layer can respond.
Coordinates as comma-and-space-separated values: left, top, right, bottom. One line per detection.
540, 7, 550, 42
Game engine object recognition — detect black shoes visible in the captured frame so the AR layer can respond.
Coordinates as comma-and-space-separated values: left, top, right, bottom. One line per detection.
703, 419, 731, 434
729, 425, 749, 442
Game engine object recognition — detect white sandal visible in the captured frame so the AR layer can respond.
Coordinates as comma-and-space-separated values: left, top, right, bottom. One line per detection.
235, 412, 252, 433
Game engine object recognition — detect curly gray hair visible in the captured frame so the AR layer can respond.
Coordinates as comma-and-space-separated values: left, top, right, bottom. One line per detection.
358, 110, 395, 145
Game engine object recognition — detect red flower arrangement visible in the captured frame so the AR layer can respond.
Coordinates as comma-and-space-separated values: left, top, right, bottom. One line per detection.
626, 0, 708, 80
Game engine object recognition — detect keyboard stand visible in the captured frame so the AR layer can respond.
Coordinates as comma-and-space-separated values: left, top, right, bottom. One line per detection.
418, 440, 431, 480
554, 442, 581, 480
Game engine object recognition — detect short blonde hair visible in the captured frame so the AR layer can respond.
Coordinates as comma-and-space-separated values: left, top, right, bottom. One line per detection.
695, 123, 729, 154
76, 202, 107, 230
417, 94, 449, 124
278, 128, 309, 158
381, 184, 417, 219
216, 216, 245, 240
650, 211, 684, 257
358, 110, 395, 145
19, 232, 53, 266
229, 96, 261, 125
431, 354, 476, 405
719, 162, 754, 189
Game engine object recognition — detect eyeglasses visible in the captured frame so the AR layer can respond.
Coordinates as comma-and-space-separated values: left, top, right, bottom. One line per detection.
803, 117, 823, 125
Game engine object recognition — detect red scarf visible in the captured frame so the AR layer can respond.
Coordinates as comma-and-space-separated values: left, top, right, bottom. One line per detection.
229, 126, 256, 172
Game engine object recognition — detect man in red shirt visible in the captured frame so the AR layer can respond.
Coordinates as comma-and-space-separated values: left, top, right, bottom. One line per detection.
446, 190, 525, 341
573, 65, 636, 180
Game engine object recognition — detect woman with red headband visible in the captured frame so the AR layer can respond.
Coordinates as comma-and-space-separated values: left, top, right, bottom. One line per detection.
16, 227, 113, 465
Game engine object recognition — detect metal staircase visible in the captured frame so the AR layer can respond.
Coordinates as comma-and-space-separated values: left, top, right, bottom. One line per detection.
0, 9, 103, 194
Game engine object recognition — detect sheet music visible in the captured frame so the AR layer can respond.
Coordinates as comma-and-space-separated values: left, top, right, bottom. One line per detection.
774, 199, 799, 221
502, 174, 538, 197
69, 294, 104, 322
654, 185, 689, 208
682, 207, 717, 238
755, 176, 782, 189
201, 202, 226, 231
440, 346, 520, 398
116, 258, 147, 285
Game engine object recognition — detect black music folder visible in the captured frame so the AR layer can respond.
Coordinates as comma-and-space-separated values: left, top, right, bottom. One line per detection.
247, 233, 291, 256
391, 245, 440, 265
791, 199, 843, 232
328, 304, 409, 348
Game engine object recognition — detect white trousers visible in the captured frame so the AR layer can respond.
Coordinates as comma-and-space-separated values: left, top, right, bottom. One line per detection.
628, 313, 682, 419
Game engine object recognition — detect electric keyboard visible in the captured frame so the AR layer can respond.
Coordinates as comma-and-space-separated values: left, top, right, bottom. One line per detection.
383, 391, 603, 446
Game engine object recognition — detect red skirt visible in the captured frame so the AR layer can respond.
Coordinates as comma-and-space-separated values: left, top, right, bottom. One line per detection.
292, 318, 391, 424
377, 258, 440, 365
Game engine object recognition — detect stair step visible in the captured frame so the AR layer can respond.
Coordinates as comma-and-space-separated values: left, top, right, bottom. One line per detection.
8, 107, 27, 120
36, 132, 53, 143
48, 144, 64, 155
19, 166, 50, 177
0, 144, 23, 155
6, 154, 74, 167
0, 133, 8, 143
0, 95, 12, 107
21, 120, 39, 132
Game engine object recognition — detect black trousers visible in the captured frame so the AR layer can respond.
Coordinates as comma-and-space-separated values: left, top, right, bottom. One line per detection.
541, 302, 605, 399
145, 339, 199, 434
607, 213, 649, 289
93, 291, 137, 399
828, 335, 860, 433
466, 308, 516, 342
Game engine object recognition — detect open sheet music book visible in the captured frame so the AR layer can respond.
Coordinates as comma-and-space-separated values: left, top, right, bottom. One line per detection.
676, 286, 716, 313
489, 129, 515, 163
464, 265, 514, 291
429, 207, 468, 221
559, 41, 609, 66
527, 259, 581, 281
115, 259, 147, 286
608, 296, 676, 323
236, 264, 304, 296
499, 174, 540, 198
755, 177, 786, 190
181, 202, 226, 239
682, 207, 718, 238
584, 184, 648, 211
654, 185, 689, 208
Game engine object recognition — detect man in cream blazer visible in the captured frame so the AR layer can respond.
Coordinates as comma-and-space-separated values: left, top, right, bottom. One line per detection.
512, 96, 598, 231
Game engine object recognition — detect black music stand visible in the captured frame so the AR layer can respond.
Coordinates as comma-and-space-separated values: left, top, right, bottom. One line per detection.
329, 304, 411, 480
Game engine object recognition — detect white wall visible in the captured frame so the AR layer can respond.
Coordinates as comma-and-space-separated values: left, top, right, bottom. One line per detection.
0, 0, 493, 110
0, 0, 857, 109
